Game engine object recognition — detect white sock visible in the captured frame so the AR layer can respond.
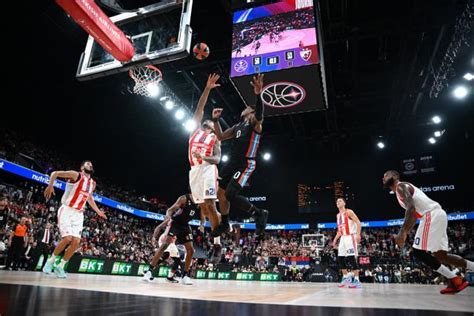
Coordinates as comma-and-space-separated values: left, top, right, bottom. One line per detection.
466, 260, 474, 271
48, 254, 56, 264
343, 273, 348, 279
436, 265, 456, 279
58, 259, 68, 269
168, 270, 174, 278
354, 275, 359, 281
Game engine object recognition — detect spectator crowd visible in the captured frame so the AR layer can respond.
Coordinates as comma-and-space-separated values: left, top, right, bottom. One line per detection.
1, 131, 473, 284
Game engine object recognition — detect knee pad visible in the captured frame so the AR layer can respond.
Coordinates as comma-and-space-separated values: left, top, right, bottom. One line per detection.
225, 180, 242, 203
412, 248, 441, 270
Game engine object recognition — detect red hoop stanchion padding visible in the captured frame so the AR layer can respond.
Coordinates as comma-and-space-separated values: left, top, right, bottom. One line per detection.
56, 0, 135, 62
129, 65, 163, 97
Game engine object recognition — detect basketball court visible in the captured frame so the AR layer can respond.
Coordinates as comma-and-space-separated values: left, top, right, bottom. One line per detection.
1, 271, 473, 315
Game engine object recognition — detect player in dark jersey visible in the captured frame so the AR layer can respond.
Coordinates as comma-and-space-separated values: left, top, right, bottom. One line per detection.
211, 74, 268, 239
144, 194, 199, 285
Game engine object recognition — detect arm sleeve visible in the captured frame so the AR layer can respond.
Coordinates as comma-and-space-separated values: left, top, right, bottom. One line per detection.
255, 94, 264, 121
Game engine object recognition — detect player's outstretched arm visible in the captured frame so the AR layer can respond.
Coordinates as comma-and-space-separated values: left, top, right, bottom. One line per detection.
250, 74, 264, 132
193, 73, 221, 124
44, 170, 80, 200
165, 195, 187, 220
87, 194, 107, 220
212, 108, 236, 141
153, 217, 171, 239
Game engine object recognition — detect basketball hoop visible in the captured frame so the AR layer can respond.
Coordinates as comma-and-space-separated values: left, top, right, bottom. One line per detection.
129, 65, 163, 97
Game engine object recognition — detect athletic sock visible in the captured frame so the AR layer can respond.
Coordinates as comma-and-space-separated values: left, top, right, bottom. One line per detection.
466, 260, 474, 271
436, 265, 457, 279
57, 259, 67, 269
48, 254, 56, 264
354, 276, 360, 281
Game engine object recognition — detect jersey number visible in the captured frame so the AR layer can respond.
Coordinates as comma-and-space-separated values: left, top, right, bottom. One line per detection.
189, 210, 195, 217
414, 237, 420, 246
236, 130, 242, 138
233, 171, 241, 179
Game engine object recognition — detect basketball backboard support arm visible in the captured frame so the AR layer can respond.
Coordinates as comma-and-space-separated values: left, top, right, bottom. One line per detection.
76, 0, 193, 81
315, 1, 329, 108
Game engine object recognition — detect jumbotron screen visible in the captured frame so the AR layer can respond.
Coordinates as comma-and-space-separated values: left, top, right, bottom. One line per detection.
231, 0, 319, 77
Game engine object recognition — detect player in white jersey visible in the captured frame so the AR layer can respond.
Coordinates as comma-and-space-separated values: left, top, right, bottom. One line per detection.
188, 73, 222, 234
142, 218, 182, 283
42, 161, 107, 278
332, 197, 362, 289
383, 170, 472, 294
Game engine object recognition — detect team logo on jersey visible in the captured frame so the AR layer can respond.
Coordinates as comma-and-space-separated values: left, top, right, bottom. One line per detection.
300, 48, 312, 61
234, 60, 248, 73
261, 82, 306, 108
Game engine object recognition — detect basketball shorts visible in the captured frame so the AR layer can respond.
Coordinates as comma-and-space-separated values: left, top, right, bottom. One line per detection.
158, 234, 180, 258
338, 234, 358, 257
57, 205, 84, 238
168, 224, 193, 245
219, 158, 256, 190
189, 164, 218, 203
413, 207, 448, 252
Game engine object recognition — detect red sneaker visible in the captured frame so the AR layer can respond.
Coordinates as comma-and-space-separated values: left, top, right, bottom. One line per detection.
440, 276, 469, 295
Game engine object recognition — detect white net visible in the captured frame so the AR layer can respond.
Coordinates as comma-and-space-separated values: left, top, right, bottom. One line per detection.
129, 65, 163, 97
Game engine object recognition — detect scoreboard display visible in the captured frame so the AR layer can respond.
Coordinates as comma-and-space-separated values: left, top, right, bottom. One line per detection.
231, 0, 319, 77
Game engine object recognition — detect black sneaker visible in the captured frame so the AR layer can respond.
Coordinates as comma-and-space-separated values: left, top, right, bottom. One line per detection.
254, 209, 269, 236
166, 276, 179, 283
211, 222, 230, 237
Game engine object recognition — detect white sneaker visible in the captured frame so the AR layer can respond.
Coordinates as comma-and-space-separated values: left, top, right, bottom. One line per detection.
142, 270, 154, 282
181, 276, 193, 285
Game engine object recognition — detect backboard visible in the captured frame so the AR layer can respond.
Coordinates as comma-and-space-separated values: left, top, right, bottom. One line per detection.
76, 0, 193, 81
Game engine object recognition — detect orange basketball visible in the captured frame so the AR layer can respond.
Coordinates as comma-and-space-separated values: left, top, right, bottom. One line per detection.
193, 42, 210, 60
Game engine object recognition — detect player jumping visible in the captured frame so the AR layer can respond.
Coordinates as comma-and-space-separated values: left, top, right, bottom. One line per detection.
210, 74, 268, 239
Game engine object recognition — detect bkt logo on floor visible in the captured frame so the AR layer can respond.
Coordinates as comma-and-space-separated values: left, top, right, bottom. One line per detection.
112, 262, 132, 275
79, 258, 105, 273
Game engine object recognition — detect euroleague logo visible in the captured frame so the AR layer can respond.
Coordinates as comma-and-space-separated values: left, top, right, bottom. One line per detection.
261, 82, 306, 108
234, 60, 248, 73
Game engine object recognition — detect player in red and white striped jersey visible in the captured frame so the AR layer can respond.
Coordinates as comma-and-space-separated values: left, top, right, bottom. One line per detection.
384, 170, 472, 294
332, 197, 362, 288
188, 74, 222, 234
42, 160, 107, 278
